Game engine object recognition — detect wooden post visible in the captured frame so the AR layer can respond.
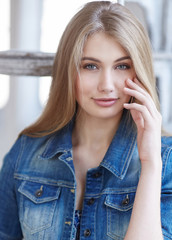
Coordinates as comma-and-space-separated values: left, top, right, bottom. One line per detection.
0, 51, 55, 76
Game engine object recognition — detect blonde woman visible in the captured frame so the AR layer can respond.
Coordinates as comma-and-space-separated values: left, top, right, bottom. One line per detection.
0, 1, 171, 240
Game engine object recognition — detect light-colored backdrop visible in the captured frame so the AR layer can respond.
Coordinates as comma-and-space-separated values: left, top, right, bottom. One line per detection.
0, 0, 172, 167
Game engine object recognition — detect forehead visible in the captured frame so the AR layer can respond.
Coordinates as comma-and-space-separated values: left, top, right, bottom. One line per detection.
83, 32, 128, 59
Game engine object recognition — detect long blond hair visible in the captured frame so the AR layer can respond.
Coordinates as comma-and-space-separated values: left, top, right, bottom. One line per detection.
20, 1, 160, 137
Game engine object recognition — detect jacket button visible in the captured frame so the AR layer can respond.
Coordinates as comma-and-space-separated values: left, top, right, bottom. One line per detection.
122, 194, 129, 206
87, 198, 95, 205
35, 185, 43, 197
92, 172, 102, 178
84, 229, 91, 237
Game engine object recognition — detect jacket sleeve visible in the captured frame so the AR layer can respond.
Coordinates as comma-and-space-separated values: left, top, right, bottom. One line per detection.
161, 146, 172, 240
0, 137, 23, 240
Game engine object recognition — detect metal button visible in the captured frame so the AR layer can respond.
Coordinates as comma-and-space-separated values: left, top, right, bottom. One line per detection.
87, 198, 95, 205
35, 185, 43, 197
92, 172, 102, 178
84, 229, 91, 237
122, 194, 129, 206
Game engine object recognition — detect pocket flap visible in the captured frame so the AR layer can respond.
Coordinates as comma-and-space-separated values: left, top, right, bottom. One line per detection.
18, 181, 61, 204
104, 192, 135, 211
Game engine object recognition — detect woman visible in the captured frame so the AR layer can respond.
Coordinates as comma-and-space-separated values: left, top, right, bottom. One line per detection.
0, 1, 171, 239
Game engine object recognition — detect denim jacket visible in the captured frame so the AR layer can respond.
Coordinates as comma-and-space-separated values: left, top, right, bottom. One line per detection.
0, 111, 172, 240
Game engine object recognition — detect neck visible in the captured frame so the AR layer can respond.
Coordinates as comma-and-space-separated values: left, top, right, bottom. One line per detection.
72, 111, 123, 150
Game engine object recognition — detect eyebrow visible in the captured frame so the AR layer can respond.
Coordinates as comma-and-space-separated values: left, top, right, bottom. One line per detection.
81, 56, 131, 63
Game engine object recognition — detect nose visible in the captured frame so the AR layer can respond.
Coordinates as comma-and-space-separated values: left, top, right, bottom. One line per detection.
97, 70, 115, 93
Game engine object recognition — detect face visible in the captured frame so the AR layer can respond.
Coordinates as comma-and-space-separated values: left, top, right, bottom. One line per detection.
75, 32, 136, 121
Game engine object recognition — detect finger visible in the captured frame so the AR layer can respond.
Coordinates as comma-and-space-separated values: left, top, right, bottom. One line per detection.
130, 109, 144, 129
124, 79, 158, 117
123, 102, 154, 129
124, 87, 155, 116
126, 78, 154, 103
126, 78, 147, 94
132, 78, 161, 118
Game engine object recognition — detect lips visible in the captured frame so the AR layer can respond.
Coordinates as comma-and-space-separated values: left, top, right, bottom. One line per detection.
93, 98, 118, 107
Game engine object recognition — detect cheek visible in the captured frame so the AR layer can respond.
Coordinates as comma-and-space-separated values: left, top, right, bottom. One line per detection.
115, 70, 136, 92
75, 75, 95, 98
115, 79, 131, 102
115, 78, 126, 92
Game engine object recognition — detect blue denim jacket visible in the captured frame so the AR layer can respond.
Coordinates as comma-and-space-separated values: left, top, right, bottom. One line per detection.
0, 111, 172, 240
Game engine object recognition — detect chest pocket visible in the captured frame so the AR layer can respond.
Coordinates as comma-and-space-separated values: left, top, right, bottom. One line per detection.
104, 192, 135, 240
18, 180, 61, 234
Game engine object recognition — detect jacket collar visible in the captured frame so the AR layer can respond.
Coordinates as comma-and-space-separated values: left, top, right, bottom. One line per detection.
40, 110, 137, 179
100, 111, 137, 179
40, 121, 73, 159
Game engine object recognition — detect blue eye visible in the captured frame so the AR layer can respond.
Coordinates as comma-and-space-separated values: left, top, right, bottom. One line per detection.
83, 64, 97, 70
116, 64, 130, 70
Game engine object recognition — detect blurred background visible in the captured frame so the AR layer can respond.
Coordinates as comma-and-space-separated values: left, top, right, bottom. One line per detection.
0, 0, 172, 167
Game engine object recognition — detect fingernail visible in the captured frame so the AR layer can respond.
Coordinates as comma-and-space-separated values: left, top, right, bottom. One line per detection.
123, 103, 129, 108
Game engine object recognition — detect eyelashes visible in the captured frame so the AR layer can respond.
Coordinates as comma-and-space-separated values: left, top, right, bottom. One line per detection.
116, 64, 131, 70
83, 63, 98, 70
81, 63, 131, 71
